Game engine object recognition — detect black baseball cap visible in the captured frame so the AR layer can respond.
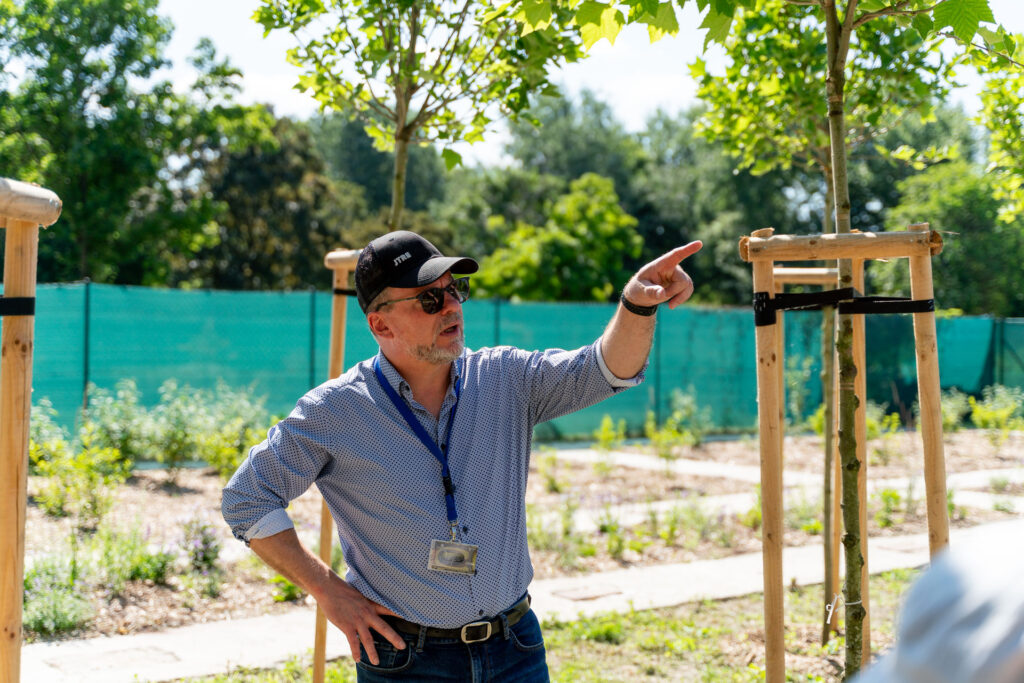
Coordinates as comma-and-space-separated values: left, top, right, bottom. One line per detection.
355, 231, 479, 313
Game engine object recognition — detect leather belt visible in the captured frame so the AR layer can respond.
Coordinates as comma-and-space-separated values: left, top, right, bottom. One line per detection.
384, 595, 531, 644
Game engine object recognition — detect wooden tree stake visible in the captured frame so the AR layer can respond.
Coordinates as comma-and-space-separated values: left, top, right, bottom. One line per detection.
313, 249, 360, 683
1, 178, 60, 683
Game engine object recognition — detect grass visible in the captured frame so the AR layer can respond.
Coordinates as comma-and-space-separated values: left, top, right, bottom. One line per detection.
176, 569, 919, 683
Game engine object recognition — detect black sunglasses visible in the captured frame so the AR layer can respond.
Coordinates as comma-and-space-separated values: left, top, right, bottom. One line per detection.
374, 277, 470, 314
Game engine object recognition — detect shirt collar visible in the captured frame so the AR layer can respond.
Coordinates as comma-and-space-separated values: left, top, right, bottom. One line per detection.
374, 350, 464, 402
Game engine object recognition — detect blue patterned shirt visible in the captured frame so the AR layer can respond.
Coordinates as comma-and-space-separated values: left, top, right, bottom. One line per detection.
222, 341, 642, 628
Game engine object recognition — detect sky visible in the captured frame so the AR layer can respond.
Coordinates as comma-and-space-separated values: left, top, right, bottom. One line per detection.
158, 1, 1024, 166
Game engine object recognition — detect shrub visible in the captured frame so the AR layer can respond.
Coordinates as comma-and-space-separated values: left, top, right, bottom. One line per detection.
29, 398, 71, 475
200, 382, 272, 480
270, 574, 305, 602
30, 431, 127, 531
94, 527, 175, 596
939, 388, 971, 434
181, 515, 222, 573
152, 381, 211, 482
871, 412, 903, 466
593, 414, 626, 453
874, 488, 902, 528
739, 484, 763, 531
23, 555, 92, 636
79, 379, 154, 471
536, 446, 564, 492
969, 385, 1024, 453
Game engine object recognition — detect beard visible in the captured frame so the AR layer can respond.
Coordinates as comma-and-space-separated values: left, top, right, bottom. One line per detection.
407, 313, 463, 365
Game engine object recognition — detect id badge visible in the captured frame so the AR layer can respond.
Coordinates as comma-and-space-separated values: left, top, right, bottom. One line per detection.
428, 539, 478, 575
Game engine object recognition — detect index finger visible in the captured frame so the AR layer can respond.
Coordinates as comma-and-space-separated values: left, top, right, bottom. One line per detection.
369, 613, 407, 651
654, 241, 703, 269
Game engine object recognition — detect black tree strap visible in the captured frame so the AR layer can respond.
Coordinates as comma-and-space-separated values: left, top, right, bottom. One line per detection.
838, 296, 934, 315
753, 288, 933, 326
333, 288, 357, 296
0, 296, 35, 317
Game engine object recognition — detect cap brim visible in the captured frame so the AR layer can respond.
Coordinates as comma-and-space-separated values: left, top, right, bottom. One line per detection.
392, 255, 479, 288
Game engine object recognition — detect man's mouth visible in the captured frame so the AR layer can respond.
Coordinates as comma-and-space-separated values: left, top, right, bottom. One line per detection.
438, 316, 461, 336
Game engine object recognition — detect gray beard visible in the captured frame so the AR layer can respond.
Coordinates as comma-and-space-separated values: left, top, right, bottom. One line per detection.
411, 334, 463, 365
412, 340, 463, 365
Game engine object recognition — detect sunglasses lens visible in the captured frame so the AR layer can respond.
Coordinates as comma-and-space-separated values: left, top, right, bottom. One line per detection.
419, 288, 445, 314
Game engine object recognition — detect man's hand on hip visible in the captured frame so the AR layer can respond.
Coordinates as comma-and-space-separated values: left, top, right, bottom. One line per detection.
320, 574, 406, 665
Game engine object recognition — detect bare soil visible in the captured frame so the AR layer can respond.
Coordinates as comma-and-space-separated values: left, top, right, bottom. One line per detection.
22, 430, 1023, 644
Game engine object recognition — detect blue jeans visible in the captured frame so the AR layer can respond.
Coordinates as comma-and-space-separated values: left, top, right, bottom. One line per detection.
355, 608, 549, 682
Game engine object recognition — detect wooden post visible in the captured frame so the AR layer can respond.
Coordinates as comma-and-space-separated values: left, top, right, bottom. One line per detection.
776, 283, 786, 466
906, 225, 949, 556
313, 249, 360, 683
751, 230, 784, 682
852, 259, 870, 662
0, 178, 60, 683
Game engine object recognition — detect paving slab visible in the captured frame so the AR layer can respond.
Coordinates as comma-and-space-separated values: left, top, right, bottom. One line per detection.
22, 517, 1024, 682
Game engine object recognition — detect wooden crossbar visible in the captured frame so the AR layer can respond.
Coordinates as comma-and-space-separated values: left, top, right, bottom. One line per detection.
772, 267, 838, 286
740, 228, 942, 262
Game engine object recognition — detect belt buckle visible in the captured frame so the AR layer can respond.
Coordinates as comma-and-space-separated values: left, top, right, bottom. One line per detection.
460, 620, 492, 643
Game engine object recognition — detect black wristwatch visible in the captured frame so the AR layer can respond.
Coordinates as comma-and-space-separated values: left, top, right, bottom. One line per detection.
620, 293, 658, 316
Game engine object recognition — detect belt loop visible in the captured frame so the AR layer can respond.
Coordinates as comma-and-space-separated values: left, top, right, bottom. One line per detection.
416, 624, 427, 652
500, 612, 510, 640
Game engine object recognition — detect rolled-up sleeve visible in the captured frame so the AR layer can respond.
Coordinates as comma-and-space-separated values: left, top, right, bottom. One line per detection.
221, 393, 334, 543
514, 340, 646, 426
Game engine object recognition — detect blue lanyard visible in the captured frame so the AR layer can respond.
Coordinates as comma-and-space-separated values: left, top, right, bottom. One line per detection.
373, 355, 462, 538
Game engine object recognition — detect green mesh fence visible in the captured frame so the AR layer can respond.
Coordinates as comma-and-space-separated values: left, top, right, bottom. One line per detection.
25, 282, 1023, 439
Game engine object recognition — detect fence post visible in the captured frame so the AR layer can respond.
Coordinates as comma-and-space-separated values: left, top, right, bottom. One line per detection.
82, 277, 91, 411
309, 286, 316, 390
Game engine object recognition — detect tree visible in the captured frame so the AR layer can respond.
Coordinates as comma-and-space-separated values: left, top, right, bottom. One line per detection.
308, 112, 446, 212
433, 166, 567, 259
506, 91, 645, 207
871, 161, 1024, 317
975, 43, 1024, 222
254, 0, 586, 230
691, 1, 957, 234
173, 117, 364, 290
529, 0, 1015, 676
0, 2, 273, 284
1, 0, 179, 281
473, 173, 642, 301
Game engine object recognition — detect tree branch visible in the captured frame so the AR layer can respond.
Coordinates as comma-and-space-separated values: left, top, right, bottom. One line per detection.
853, 1, 940, 29
938, 30, 1024, 69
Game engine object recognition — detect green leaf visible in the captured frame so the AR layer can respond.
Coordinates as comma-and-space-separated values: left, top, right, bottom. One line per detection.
576, 1, 625, 48
699, 6, 733, 51
857, 0, 888, 11
645, 2, 680, 42
757, 77, 781, 97
689, 57, 707, 79
933, 0, 995, 43
911, 14, 934, 40
521, 0, 553, 35
441, 148, 462, 170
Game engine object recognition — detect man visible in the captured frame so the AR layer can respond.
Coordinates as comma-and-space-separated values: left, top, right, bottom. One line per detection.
222, 230, 702, 681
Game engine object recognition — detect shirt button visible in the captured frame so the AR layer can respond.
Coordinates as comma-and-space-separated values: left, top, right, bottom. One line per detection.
479, 610, 484, 616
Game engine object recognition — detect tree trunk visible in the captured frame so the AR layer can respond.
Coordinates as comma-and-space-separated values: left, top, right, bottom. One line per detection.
821, 161, 839, 645
389, 131, 410, 229
824, 2, 865, 677
820, 303, 837, 644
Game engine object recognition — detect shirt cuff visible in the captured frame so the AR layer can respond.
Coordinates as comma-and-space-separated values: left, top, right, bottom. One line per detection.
244, 508, 295, 542
595, 338, 646, 388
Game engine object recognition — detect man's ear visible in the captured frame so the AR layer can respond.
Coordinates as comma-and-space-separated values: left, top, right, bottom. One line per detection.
367, 311, 394, 340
